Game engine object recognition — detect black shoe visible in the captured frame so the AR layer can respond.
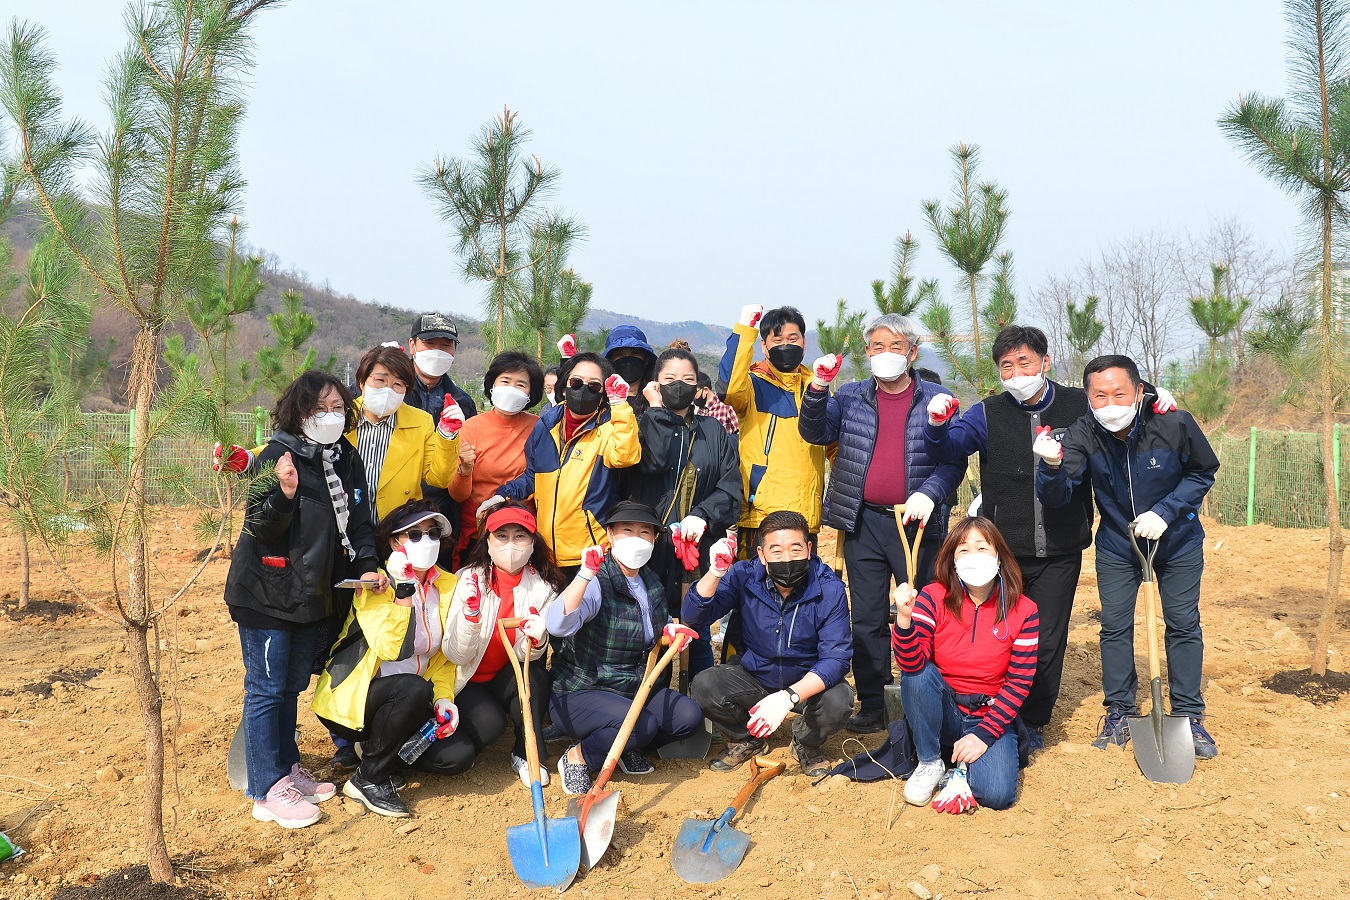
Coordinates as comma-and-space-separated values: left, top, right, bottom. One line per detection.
390, 770, 408, 792
846, 707, 885, 734
329, 744, 359, 773
343, 772, 411, 818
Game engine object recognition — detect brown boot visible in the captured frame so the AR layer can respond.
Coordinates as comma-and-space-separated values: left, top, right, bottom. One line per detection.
791, 740, 832, 778
709, 737, 766, 771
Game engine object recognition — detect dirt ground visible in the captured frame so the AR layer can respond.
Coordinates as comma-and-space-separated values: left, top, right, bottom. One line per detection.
0, 515, 1348, 900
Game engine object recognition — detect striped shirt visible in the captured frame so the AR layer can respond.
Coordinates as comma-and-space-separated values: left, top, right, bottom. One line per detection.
356, 411, 396, 521
892, 583, 1039, 745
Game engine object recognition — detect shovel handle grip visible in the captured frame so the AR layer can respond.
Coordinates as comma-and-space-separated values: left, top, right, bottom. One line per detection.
892, 504, 925, 588
724, 756, 785, 821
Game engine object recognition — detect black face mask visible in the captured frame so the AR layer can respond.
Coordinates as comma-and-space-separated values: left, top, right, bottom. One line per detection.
612, 356, 648, 385
767, 344, 805, 373
659, 381, 698, 411
564, 385, 604, 416
765, 557, 810, 590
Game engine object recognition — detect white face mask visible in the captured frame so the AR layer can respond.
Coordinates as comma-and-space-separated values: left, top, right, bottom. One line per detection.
489, 542, 533, 575
869, 351, 908, 382
610, 535, 654, 569
954, 552, 1000, 588
1092, 402, 1138, 433
1001, 366, 1046, 403
361, 385, 404, 418
403, 535, 441, 570
414, 349, 454, 378
491, 385, 531, 415
301, 411, 346, 445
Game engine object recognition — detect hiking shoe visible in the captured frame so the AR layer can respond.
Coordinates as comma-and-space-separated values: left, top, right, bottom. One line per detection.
1027, 726, 1045, 753
904, 760, 947, 807
557, 746, 591, 796
252, 776, 322, 829
710, 738, 767, 772
510, 753, 550, 787
790, 740, 831, 778
343, 772, 411, 818
1190, 717, 1218, 760
618, 749, 655, 776
541, 722, 567, 744
1092, 711, 1131, 750
329, 743, 359, 773
288, 762, 335, 802
846, 707, 885, 734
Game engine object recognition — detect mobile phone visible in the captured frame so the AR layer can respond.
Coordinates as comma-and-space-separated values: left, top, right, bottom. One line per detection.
261, 556, 288, 568
334, 579, 382, 589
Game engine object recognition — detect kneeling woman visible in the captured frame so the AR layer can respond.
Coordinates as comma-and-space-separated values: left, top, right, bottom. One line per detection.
892, 516, 1039, 811
441, 502, 563, 785
313, 501, 461, 818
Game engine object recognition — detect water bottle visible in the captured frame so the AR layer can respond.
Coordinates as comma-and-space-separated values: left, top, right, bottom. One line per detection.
397, 718, 439, 764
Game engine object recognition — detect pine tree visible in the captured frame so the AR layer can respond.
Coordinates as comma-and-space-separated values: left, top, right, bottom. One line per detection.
253, 288, 333, 399
816, 299, 867, 381
1183, 264, 1251, 422
511, 216, 590, 361
1065, 295, 1106, 385
871, 232, 932, 317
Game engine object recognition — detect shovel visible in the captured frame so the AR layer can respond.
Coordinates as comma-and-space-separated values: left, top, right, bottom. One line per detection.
883, 504, 926, 719
568, 633, 686, 868
671, 755, 786, 883
497, 618, 581, 891
1127, 538, 1195, 785
226, 718, 247, 791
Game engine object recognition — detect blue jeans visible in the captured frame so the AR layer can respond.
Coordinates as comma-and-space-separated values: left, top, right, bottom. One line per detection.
900, 662, 1020, 810
238, 624, 320, 800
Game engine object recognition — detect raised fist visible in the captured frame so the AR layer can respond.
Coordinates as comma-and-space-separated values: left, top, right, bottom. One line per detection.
557, 333, 577, 359
927, 395, 959, 426
580, 545, 606, 578
213, 442, 253, 475
274, 452, 299, 499
811, 354, 843, 388
464, 572, 483, 622
438, 398, 465, 440
709, 535, 738, 577
738, 304, 765, 329
604, 373, 629, 403
1032, 425, 1063, 467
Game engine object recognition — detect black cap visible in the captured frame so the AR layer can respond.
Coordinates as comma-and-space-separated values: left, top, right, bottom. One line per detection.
411, 312, 459, 341
602, 500, 667, 532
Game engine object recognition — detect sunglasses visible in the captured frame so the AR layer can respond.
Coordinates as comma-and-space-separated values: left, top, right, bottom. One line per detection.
402, 527, 444, 542
567, 377, 604, 394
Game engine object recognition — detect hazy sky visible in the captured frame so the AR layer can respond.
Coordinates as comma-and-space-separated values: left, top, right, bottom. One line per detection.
6, 1, 1300, 332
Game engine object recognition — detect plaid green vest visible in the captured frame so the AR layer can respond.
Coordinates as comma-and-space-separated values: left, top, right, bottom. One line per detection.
551, 558, 666, 698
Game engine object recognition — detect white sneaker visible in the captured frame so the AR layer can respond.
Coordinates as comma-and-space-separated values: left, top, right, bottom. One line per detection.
251, 775, 322, 829
510, 754, 550, 788
904, 760, 947, 807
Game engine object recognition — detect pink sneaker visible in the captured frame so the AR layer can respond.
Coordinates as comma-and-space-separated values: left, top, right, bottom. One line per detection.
289, 762, 336, 802
252, 775, 322, 829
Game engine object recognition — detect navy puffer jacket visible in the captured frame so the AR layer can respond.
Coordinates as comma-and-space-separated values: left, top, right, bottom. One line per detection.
799, 374, 967, 537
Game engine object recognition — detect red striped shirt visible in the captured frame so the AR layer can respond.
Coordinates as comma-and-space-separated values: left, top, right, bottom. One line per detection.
892, 583, 1039, 744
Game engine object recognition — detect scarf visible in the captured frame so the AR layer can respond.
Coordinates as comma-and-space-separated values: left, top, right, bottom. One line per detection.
321, 444, 356, 561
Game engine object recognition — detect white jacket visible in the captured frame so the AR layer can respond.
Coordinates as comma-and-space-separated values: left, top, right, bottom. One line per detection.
442, 564, 559, 693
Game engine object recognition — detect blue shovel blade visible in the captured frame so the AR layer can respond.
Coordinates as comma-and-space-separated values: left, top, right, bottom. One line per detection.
671, 816, 750, 884
506, 783, 580, 891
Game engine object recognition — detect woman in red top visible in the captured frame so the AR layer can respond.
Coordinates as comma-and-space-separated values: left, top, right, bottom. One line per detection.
891, 516, 1039, 810
441, 503, 566, 785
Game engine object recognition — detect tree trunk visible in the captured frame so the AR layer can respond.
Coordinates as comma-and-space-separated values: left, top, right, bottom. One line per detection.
968, 276, 982, 381
17, 520, 30, 611
126, 622, 172, 881
1313, 199, 1345, 676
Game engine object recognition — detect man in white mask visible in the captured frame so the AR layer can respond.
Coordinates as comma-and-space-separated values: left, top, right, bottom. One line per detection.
1034, 354, 1219, 761
405, 312, 478, 421
923, 325, 1179, 755
799, 313, 966, 736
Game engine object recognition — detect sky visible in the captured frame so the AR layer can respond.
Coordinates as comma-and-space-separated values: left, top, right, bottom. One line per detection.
4, 1, 1302, 332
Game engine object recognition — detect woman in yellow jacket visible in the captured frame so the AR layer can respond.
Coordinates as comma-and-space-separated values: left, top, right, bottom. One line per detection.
312, 501, 460, 819
486, 353, 641, 572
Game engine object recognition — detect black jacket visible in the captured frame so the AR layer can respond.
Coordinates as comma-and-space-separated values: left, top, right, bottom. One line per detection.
224, 431, 379, 626
630, 407, 742, 533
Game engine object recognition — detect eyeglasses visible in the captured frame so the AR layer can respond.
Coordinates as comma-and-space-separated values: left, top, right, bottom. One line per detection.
567, 377, 604, 394
403, 527, 443, 542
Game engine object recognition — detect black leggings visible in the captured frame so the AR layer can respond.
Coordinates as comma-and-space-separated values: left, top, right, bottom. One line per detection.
319, 672, 433, 782
427, 661, 551, 775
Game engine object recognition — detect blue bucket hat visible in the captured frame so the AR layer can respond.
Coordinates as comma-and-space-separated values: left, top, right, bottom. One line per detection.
603, 325, 656, 363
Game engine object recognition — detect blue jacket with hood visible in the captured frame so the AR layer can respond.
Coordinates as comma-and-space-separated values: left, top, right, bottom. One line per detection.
681, 555, 853, 689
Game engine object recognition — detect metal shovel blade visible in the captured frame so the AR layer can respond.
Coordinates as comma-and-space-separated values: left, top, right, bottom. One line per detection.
1128, 677, 1195, 785
671, 811, 750, 884
566, 788, 620, 868
658, 717, 713, 760
226, 719, 247, 791
506, 782, 580, 891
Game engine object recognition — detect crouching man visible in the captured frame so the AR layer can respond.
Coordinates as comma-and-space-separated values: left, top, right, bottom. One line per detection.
683, 510, 854, 777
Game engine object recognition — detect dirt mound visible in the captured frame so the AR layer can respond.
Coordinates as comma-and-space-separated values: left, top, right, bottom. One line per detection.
1264, 667, 1350, 705
51, 864, 217, 900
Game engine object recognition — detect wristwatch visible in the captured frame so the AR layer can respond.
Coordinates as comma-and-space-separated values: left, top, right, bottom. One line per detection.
787, 688, 800, 706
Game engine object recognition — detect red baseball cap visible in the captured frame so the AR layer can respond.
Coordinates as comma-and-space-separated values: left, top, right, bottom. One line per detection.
485, 505, 537, 535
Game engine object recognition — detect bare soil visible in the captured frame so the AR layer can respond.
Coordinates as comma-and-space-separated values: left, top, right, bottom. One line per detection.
1, 515, 1348, 899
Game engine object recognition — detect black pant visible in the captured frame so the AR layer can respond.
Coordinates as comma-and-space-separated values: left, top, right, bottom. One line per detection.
843, 506, 938, 711
1016, 552, 1083, 729
691, 663, 854, 749
320, 672, 432, 782
549, 687, 704, 770
428, 660, 551, 775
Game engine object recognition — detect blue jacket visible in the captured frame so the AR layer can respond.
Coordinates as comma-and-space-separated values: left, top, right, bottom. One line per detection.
682, 556, 853, 689
1036, 398, 1219, 564
798, 374, 966, 536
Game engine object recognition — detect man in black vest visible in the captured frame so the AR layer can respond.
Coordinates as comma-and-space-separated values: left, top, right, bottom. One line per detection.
923, 326, 1179, 752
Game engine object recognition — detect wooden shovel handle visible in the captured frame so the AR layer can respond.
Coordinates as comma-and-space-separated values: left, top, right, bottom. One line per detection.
496, 619, 542, 784
592, 631, 686, 790
892, 504, 926, 588
727, 756, 786, 819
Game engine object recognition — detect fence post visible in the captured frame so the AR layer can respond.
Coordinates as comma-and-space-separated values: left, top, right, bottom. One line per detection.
1246, 427, 1257, 526
254, 406, 267, 447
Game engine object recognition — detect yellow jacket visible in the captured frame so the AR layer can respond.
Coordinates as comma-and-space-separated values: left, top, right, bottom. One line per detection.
311, 567, 458, 732
718, 322, 833, 531
346, 399, 459, 521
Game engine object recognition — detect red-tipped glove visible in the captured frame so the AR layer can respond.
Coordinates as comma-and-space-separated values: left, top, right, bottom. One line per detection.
670, 525, 701, 572
747, 689, 793, 738
463, 572, 483, 622
212, 442, 253, 474
810, 354, 843, 389
1032, 425, 1063, 467
438, 398, 465, 440
662, 622, 699, 652
931, 764, 978, 814
579, 545, 606, 580
927, 395, 960, 426
386, 550, 416, 585
709, 535, 738, 577
604, 373, 629, 404
1153, 387, 1177, 414
520, 611, 547, 648
433, 699, 460, 739
557, 333, 577, 359
738, 304, 765, 328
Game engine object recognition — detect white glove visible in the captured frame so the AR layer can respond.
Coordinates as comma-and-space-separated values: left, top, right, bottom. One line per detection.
738, 304, 765, 328
677, 515, 707, 544
386, 550, 417, 585
1153, 388, 1177, 414
901, 492, 934, 525
1132, 511, 1168, 541
709, 535, 738, 577
747, 689, 794, 738
810, 354, 842, 389
967, 492, 983, 518
1032, 427, 1063, 467
927, 394, 960, 427
476, 495, 507, 519
520, 613, 547, 647
433, 699, 459, 738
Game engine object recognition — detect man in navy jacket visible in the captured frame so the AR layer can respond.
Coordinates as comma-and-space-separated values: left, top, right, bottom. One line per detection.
684, 510, 854, 778
798, 314, 966, 735
1035, 354, 1220, 760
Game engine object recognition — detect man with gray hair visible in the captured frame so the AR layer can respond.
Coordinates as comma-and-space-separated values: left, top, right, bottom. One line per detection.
799, 313, 966, 734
